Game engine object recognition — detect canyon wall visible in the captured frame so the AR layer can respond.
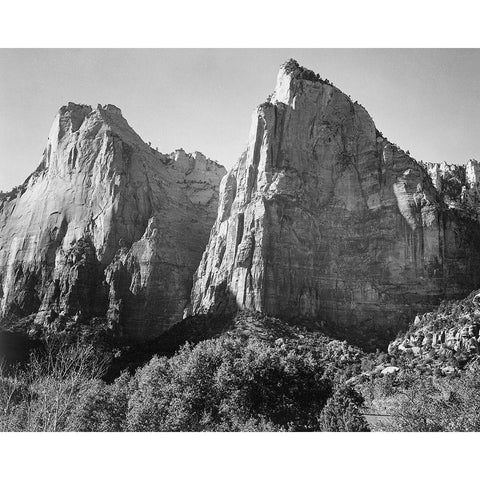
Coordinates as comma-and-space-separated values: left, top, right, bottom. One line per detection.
0, 103, 226, 343
3, 62, 480, 349
190, 60, 480, 347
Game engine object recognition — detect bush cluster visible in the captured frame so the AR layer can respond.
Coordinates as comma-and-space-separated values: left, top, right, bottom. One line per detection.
0, 321, 369, 432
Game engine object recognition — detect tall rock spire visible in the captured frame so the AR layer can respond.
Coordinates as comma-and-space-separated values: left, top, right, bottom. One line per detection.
190, 60, 480, 348
0, 103, 226, 342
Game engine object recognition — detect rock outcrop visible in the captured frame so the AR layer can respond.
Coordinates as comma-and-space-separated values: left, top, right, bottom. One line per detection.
190, 59, 480, 348
421, 159, 480, 214
388, 290, 480, 358
0, 103, 226, 343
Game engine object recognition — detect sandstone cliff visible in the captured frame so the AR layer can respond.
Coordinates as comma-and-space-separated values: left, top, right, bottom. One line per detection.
0, 103, 226, 343
190, 59, 480, 348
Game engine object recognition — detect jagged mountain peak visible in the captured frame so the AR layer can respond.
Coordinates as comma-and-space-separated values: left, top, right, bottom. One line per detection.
268, 59, 349, 110
0, 102, 226, 343
4, 61, 480, 352
53, 102, 127, 138
33, 102, 226, 185
58, 102, 123, 118
190, 60, 480, 349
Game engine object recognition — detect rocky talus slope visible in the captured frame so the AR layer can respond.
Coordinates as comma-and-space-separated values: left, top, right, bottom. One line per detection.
0, 103, 226, 343
190, 59, 480, 348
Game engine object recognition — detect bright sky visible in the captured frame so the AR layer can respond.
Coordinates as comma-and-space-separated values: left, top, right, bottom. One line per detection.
1, 49, 480, 192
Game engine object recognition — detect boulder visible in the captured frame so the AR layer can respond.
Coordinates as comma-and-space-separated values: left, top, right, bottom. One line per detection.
381, 366, 400, 375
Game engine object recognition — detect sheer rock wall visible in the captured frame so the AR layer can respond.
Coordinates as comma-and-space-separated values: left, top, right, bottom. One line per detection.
190, 61, 480, 347
0, 103, 226, 343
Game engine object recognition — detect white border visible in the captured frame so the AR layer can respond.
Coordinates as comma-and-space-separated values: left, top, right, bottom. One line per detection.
0, 0, 479, 47
0, 431, 478, 479
2, 1, 480, 478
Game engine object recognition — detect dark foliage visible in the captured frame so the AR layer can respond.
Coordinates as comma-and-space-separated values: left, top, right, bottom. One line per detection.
0, 313, 369, 432
282, 59, 331, 85
318, 386, 370, 432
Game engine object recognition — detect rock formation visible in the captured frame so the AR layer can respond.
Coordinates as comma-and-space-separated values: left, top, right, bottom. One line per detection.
0, 103, 226, 343
421, 159, 480, 214
190, 59, 480, 348
388, 289, 480, 359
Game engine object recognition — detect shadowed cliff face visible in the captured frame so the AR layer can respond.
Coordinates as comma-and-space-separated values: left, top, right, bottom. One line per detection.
0, 103, 226, 343
190, 60, 480, 348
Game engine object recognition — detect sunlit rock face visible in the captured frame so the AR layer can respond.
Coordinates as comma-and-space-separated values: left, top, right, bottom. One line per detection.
190, 60, 480, 348
421, 159, 480, 215
0, 103, 226, 343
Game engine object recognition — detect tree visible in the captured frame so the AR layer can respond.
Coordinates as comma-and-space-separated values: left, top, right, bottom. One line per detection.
126, 336, 334, 431
318, 387, 370, 432
0, 341, 108, 432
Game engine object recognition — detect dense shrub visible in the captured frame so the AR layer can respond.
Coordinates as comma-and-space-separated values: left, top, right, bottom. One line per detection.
66, 372, 133, 431
127, 336, 333, 431
318, 387, 370, 432
0, 315, 370, 432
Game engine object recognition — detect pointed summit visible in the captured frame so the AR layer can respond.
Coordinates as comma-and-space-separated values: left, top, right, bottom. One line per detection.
0, 103, 226, 343
269, 59, 335, 107
190, 61, 480, 349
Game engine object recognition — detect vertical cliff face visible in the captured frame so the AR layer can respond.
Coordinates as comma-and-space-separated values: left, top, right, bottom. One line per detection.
190, 60, 480, 347
0, 103, 226, 343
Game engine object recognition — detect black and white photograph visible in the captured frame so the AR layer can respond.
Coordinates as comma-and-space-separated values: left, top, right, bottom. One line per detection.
1, 2, 479, 478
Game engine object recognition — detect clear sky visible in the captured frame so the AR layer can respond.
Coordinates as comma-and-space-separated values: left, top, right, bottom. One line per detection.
1, 49, 480, 192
